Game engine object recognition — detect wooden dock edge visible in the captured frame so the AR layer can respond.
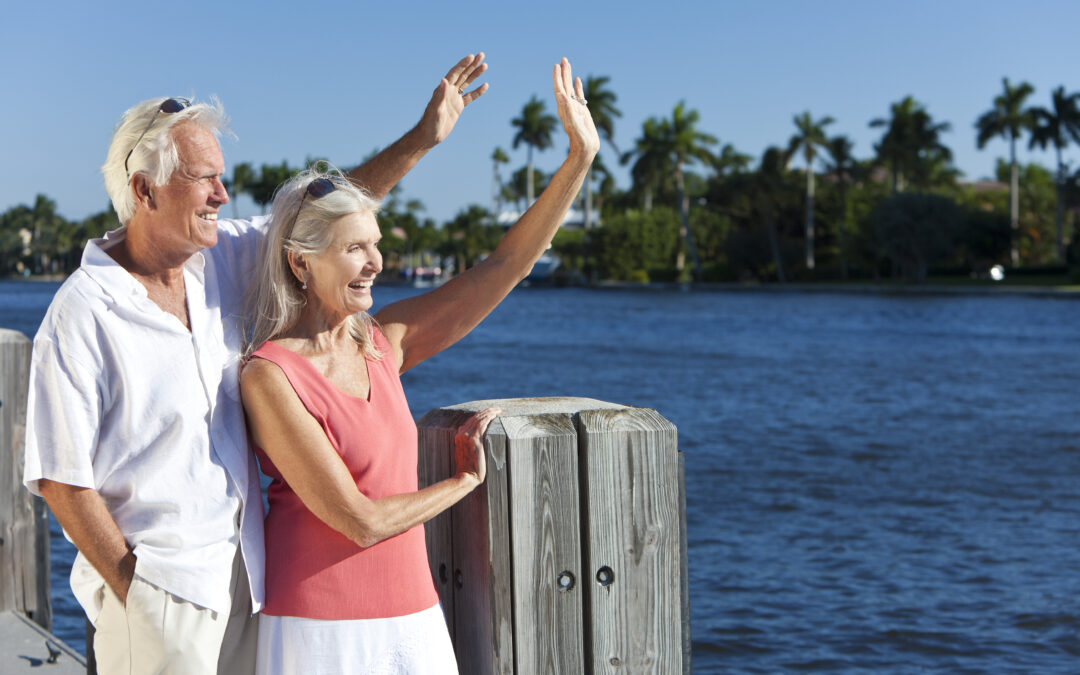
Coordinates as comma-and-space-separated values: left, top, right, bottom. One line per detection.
2, 329, 85, 673
419, 397, 691, 674
0, 610, 85, 673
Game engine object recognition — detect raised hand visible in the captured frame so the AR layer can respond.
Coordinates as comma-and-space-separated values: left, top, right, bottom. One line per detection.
454, 407, 501, 484
552, 57, 600, 158
417, 52, 490, 149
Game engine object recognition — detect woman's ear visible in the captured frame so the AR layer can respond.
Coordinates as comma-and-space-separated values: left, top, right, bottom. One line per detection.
287, 249, 309, 287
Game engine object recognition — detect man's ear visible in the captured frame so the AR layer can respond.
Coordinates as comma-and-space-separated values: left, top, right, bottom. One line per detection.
132, 174, 155, 210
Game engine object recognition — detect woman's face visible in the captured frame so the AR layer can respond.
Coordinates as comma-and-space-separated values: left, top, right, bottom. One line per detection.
305, 210, 383, 319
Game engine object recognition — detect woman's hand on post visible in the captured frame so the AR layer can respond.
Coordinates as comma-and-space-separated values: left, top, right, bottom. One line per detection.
417, 52, 490, 149
552, 57, 600, 160
454, 407, 501, 485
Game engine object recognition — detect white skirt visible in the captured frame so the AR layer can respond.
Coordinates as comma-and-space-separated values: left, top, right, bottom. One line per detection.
255, 604, 458, 675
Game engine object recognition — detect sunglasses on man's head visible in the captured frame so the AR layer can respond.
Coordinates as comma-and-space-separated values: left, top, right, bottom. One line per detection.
124, 97, 191, 175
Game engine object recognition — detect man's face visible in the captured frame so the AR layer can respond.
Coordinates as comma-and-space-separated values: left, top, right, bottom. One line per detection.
145, 122, 229, 257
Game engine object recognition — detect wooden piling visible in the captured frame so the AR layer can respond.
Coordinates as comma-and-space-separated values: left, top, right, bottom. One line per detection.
418, 397, 688, 674
0, 329, 51, 631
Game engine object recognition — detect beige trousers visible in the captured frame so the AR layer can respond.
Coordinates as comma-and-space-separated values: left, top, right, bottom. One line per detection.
93, 552, 258, 674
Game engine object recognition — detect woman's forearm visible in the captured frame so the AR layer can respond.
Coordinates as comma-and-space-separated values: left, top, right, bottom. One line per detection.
486, 149, 595, 279
333, 473, 481, 549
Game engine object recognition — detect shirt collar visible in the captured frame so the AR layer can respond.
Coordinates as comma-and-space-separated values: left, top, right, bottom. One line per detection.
80, 226, 207, 304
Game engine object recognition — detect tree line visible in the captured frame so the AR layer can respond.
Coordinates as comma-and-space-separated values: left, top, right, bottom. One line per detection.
4, 77, 1080, 283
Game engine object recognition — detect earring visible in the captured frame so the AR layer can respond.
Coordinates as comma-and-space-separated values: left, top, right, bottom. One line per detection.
301, 280, 307, 290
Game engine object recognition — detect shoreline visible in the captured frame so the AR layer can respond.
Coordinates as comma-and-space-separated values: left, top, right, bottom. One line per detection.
7, 275, 1080, 299
589, 280, 1080, 298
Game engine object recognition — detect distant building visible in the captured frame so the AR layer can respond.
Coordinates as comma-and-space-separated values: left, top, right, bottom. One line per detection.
495, 207, 595, 230
964, 179, 1008, 194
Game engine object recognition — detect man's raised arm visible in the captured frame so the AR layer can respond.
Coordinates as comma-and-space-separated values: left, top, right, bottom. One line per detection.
347, 52, 489, 198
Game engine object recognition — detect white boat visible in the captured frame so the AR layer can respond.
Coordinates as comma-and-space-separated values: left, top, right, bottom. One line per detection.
525, 252, 561, 284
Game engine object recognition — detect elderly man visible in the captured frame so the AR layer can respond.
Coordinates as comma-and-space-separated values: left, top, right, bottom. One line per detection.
22, 53, 488, 673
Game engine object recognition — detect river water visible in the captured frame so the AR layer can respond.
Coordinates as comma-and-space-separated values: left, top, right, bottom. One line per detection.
3, 280, 1079, 673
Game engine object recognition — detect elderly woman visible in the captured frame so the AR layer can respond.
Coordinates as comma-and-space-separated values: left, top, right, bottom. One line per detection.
240, 58, 599, 674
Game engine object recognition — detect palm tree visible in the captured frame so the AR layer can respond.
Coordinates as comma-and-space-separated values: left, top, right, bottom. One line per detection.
582, 152, 616, 218
439, 205, 499, 273
27, 194, 65, 274
756, 147, 790, 283
226, 162, 256, 219
668, 102, 717, 279
248, 161, 296, 214
491, 147, 510, 215
870, 96, 952, 194
712, 144, 752, 176
622, 117, 673, 212
1028, 86, 1080, 263
503, 166, 549, 212
976, 78, 1035, 266
870, 98, 915, 194
588, 152, 616, 203
824, 135, 858, 278
511, 96, 557, 205
787, 111, 835, 270
581, 75, 621, 230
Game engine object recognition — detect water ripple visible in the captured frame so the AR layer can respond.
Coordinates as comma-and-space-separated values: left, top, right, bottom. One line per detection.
8, 284, 1080, 672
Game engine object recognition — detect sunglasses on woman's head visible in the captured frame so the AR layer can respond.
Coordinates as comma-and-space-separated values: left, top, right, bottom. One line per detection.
304, 178, 338, 201
124, 97, 191, 175
289, 177, 342, 230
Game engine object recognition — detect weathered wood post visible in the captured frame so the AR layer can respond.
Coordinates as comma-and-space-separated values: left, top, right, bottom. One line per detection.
0, 328, 51, 630
418, 397, 689, 674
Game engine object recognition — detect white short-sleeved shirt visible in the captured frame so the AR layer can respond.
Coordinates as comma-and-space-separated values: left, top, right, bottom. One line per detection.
23, 216, 270, 622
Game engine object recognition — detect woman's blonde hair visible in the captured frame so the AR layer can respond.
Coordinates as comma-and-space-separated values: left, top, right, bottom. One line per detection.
244, 165, 383, 360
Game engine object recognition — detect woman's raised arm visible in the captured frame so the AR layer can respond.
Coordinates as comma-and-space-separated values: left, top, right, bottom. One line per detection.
376, 57, 600, 372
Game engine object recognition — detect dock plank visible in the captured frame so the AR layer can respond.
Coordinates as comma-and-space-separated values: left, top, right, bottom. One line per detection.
0, 611, 84, 674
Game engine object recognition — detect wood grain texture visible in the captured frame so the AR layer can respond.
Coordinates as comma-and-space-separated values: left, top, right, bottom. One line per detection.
502, 413, 584, 675
417, 408, 515, 675
577, 407, 681, 674
678, 451, 691, 674
440, 397, 626, 420
419, 399, 686, 675
416, 411, 460, 639
0, 329, 50, 630
453, 419, 514, 675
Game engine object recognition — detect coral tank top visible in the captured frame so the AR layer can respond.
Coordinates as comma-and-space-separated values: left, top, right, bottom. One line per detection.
248, 330, 438, 619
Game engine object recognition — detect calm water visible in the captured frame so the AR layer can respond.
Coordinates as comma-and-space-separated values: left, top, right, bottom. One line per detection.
3, 279, 1080, 673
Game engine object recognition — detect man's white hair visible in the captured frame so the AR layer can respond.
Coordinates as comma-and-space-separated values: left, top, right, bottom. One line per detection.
101, 97, 229, 225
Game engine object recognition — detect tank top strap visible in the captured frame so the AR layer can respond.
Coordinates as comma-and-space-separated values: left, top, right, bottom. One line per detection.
247, 341, 331, 415
366, 326, 398, 380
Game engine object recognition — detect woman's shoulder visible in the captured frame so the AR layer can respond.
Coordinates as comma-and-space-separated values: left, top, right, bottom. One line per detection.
239, 352, 290, 404
245, 340, 286, 367
243, 339, 310, 382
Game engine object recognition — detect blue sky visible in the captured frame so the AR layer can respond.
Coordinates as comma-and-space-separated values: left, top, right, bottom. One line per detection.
3, 0, 1078, 224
